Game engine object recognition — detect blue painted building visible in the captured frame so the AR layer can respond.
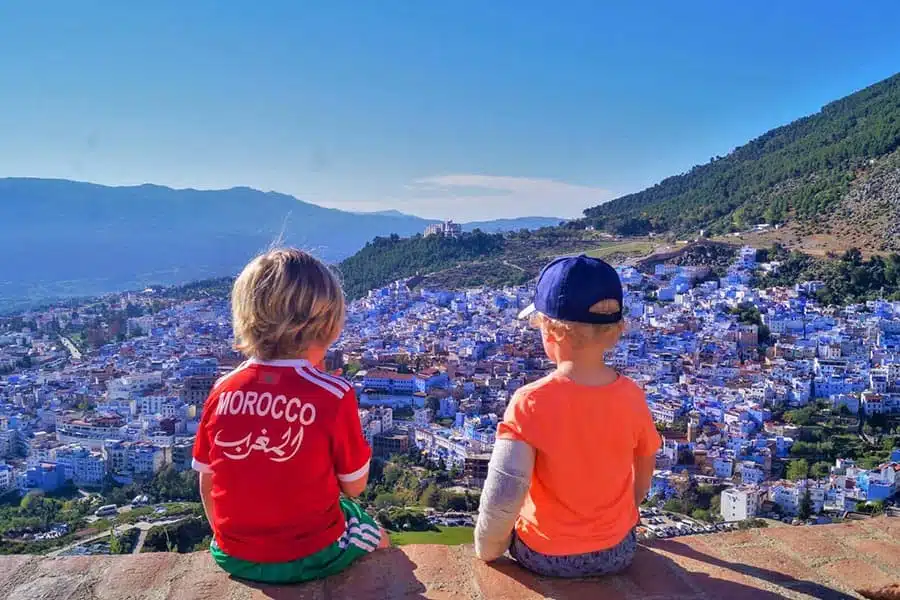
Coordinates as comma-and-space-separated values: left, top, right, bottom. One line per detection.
25, 463, 67, 492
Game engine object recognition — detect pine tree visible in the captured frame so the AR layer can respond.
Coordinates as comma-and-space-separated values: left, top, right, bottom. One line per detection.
798, 487, 813, 521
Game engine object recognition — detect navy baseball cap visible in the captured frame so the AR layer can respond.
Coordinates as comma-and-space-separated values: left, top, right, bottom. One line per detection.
518, 255, 623, 324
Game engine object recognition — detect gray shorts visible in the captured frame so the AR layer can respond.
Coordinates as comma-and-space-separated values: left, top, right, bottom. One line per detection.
509, 529, 637, 578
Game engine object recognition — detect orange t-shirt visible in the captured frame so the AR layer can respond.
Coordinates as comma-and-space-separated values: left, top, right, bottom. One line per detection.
497, 373, 661, 556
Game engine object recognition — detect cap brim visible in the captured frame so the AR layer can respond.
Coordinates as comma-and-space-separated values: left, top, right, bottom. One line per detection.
517, 304, 537, 320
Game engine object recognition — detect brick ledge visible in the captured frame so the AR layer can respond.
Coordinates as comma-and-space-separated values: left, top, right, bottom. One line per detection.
1, 517, 899, 599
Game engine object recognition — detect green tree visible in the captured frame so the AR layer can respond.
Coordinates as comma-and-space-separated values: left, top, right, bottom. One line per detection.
786, 459, 809, 481
420, 484, 442, 508
382, 465, 403, 489
691, 509, 711, 523
375, 510, 394, 530
811, 461, 831, 479
343, 361, 363, 379
108, 530, 122, 554
737, 518, 768, 530
785, 407, 816, 427
798, 487, 813, 521
374, 493, 402, 510
663, 499, 686, 514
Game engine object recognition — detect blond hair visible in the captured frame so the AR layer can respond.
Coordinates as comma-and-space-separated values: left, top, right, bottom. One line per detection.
530, 298, 623, 349
231, 248, 345, 360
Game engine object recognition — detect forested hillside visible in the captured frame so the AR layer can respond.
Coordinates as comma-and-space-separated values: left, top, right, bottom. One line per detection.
756, 245, 900, 304
336, 229, 643, 298
337, 232, 506, 298
577, 72, 900, 244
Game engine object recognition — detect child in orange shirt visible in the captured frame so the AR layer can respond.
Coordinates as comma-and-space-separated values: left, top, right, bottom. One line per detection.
475, 255, 660, 577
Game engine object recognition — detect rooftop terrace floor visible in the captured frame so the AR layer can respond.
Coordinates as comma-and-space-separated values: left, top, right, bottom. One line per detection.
1, 516, 899, 600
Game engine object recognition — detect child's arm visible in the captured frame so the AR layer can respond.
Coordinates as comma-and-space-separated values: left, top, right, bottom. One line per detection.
339, 468, 369, 498
474, 438, 535, 561
633, 454, 655, 508
199, 471, 215, 524
633, 392, 662, 509
192, 398, 215, 525
331, 389, 372, 498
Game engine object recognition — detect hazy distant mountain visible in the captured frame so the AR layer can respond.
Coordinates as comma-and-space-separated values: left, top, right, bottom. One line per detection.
356, 209, 414, 218
354, 209, 563, 232
0, 178, 560, 312
462, 217, 564, 233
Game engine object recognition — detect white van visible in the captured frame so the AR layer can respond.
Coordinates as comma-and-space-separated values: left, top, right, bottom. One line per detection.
95, 504, 117, 517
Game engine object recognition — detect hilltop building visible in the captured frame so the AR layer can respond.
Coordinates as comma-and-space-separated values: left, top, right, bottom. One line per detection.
424, 220, 462, 238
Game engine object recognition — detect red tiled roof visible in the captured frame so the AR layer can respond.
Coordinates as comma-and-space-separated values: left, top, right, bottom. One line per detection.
365, 370, 415, 381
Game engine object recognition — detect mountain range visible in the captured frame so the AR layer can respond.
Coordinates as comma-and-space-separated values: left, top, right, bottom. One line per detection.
5, 72, 899, 311
0, 178, 560, 312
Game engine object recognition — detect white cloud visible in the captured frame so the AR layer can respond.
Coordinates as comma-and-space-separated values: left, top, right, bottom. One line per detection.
394, 174, 613, 221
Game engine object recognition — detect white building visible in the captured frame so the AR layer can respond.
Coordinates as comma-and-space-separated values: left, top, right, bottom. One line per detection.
413, 408, 433, 427
413, 427, 488, 469
363, 370, 416, 395
102, 440, 166, 477
649, 401, 677, 425
739, 461, 766, 485
131, 443, 166, 476
769, 480, 826, 516
137, 395, 168, 415
0, 464, 13, 491
102, 441, 128, 475
424, 220, 463, 237
127, 316, 154, 336
831, 394, 860, 414
54, 445, 107, 486
358, 408, 394, 447
720, 486, 765, 522
107, 373, 162, 400
56, 413, 128, 449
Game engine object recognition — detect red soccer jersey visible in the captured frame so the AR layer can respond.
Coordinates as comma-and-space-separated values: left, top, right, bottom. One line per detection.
193, 357, 371, 563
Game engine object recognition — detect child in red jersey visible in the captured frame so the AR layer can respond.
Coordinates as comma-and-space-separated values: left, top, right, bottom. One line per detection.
193, 248, 388, 584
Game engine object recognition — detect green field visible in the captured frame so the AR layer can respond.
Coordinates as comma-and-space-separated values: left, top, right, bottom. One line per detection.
585, 240, 656, 259
389, 526, 474, 547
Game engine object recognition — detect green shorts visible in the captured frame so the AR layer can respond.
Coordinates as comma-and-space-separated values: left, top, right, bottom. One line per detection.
210, 498, 383, 584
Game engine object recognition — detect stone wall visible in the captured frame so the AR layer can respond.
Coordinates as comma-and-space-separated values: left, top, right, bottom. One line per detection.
2, 517, 899, 600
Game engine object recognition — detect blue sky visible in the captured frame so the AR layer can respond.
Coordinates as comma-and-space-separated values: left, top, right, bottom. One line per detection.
2, 1, 899, 221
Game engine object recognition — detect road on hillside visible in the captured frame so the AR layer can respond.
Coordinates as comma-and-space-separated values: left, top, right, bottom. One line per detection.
621, 244, 674, 267
59, 336, 82, 361
48, 517, 188, 557
132, 529, 150, 555
501, 260, 527, 273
